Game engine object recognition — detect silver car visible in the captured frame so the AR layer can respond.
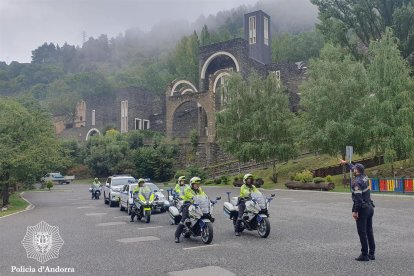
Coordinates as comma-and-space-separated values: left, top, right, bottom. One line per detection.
119, 183, 137, 215
104, 175, 136, 207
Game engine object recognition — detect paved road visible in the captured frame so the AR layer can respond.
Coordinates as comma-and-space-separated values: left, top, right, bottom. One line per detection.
1, 184, 413, 276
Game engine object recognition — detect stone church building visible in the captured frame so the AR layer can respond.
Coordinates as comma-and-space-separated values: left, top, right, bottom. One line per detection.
55, 10, 306, 167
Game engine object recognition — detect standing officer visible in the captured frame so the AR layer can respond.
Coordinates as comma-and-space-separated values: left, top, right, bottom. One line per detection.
340, 159, 376, 261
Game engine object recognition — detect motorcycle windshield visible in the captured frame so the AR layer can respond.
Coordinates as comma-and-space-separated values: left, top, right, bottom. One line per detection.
193, 195, 210, 214
141, 191, 152, 200
251, 191, 266, 209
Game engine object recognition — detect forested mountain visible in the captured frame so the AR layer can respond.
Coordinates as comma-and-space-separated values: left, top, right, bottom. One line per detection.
0, 0, 320, 116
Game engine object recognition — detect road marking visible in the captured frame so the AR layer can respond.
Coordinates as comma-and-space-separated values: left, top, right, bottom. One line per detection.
77, 206, 95, 209
168, 266, 235, 276
291, 201, 306, 203
67, 198, 78, 201
113, 215, 129, 219
135, 226, 164, 230
85, 213, 107, 216
96, 221, 126, 227
117, 236, 160, 243
182, 244, 220, 250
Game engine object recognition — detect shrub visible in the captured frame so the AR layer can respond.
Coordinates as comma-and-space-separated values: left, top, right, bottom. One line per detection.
213, 178, 222, 184
313, 177, 325, 183
233, 175, 244, 187
255, 178, 264, 187
204, 179, 214, 185
46, 180, 53, 191
174, 170, 187, 180
220, 175, 229, 185
294, 170, 313, 183
326, 175, 333, 182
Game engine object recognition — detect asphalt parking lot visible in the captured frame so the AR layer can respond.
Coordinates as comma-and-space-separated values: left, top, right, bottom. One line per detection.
1, 183, 413, 276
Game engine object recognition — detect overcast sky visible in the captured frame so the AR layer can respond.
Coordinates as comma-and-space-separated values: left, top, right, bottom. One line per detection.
0, 0, 259, 63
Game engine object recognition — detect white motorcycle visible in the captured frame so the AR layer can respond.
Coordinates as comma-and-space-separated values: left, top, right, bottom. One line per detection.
167, 189, 183, 225
223, 191, 275, 238
181, 195, 221, 244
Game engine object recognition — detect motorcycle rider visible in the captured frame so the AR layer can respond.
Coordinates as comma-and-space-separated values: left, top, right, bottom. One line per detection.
174, 176, 206, 243
174, 176, 188, 199
91, 178, 101, 199
235, 173, 259, 236
130, 178, 151, 222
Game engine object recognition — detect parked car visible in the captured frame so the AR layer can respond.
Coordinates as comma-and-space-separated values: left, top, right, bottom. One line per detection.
104, 175, 136, 207
41, 172, 75, 185
144, 182, 169, 212
119, 183, 138, 215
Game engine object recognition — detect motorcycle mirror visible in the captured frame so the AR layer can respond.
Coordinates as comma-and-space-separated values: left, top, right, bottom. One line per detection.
216, 197, 221, 200
271, 194, 276, 197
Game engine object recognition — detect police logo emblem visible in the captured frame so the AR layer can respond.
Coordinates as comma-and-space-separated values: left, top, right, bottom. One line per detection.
21, 221, 64, 264
354, 186, 360, 191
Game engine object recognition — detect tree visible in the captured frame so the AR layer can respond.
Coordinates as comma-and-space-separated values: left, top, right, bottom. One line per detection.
272, 31, 325, 62
171, 31, 200, 86
83, 130, 129, 176
216, 73, 297, 181
365, 28, 414, 166
0, 97, 63, 206
312, 0, 414, 61
300, 44, 370, 157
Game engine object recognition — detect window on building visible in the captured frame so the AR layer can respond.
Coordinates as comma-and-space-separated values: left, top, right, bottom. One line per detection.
143, 120, 150, 130
270, 70, 281, 89
121, 100, 128, 133
135, 118, 142, 130
249, 16, 256, 44
264, 17, 269, 46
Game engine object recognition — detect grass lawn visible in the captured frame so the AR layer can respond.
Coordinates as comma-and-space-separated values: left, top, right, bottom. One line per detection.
0, 193, 29, 217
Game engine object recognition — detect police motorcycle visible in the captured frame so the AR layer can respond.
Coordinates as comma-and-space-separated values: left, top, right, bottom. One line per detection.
166, 189, 184, 225
89, 186, 102, 200
181, 194, 221, 244
131, 189, 155, 223
223, 191, 275, 238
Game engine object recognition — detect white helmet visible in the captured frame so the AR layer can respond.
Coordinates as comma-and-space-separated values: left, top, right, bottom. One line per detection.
190, 177, 201, 186
243, 173, 254, 184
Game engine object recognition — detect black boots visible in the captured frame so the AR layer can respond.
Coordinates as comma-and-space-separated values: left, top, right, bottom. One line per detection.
355, 254, 369, 261
368, 254, 375, 260
175, 237, 180, 243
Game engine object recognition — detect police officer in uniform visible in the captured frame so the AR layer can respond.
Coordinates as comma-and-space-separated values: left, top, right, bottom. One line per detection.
174, 176, 206, 243
340, 160, 376, 261
235, 173, 259, 236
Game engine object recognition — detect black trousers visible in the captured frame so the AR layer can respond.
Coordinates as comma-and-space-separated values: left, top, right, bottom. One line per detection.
356, 205, 375, 256
175, 204, 189, 238
235, 200, 246, 233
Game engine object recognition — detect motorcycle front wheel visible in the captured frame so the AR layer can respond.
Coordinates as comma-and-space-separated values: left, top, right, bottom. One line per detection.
257, 217, 271, 238
201, 222, 214, 244
145, 210, 151, 223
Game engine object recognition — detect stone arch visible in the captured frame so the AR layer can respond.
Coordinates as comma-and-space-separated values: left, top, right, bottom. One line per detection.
170, 80, 198, 96
166, 92, 216, 143
171, 101, 209, 139
200, 51, 240, 80
212, 71, 232, 94
85, 128, 101, 141
212, 70, 232, 111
